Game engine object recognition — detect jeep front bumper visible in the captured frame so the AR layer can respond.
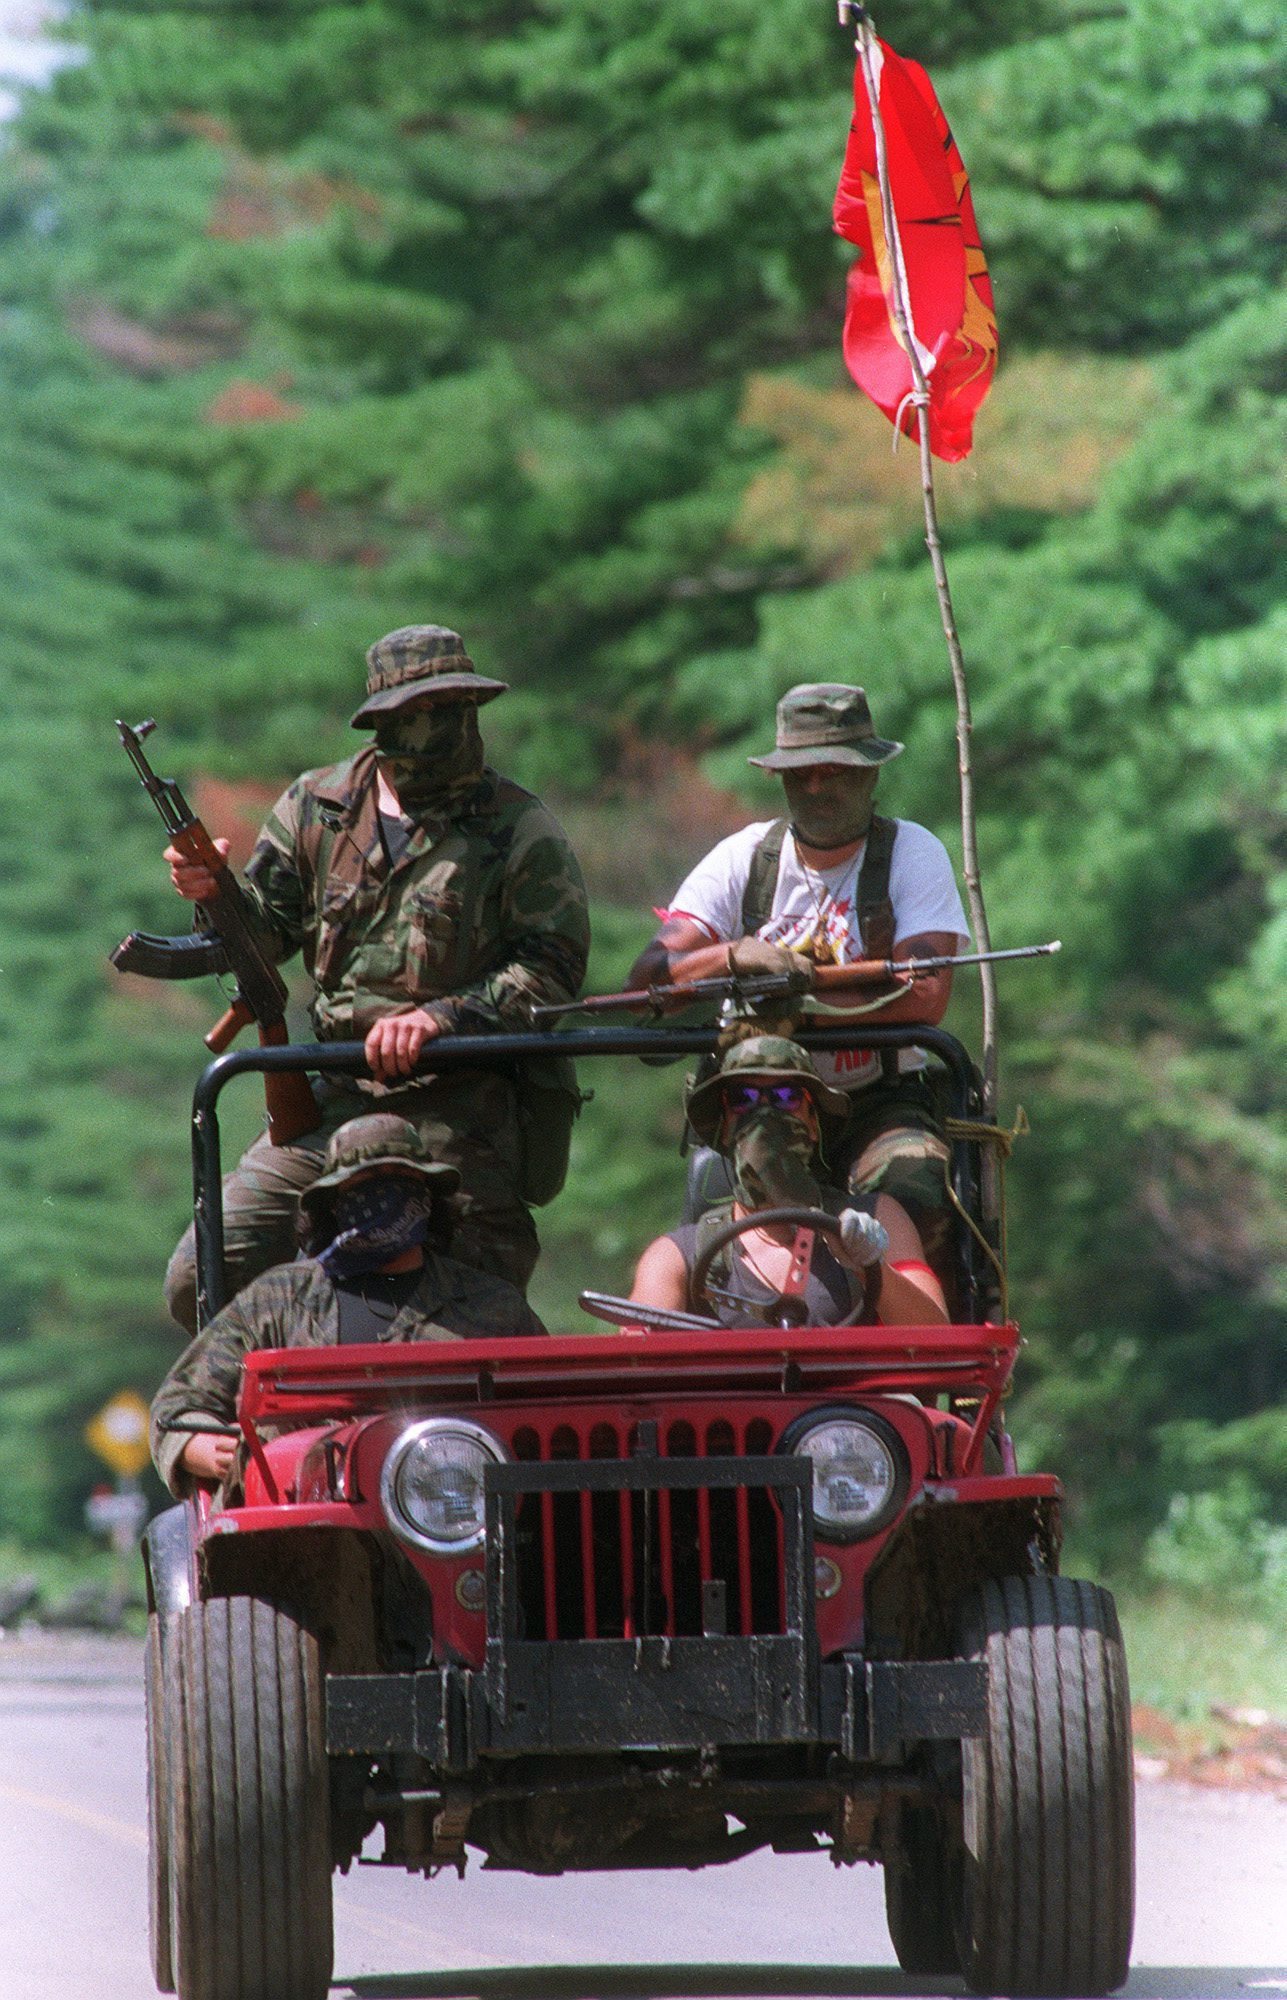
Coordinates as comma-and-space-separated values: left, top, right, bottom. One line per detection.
327, 1647, 986, 1768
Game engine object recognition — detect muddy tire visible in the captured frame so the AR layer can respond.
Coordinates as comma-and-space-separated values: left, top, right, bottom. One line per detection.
145, 1612, 175, 1993
883, 1791, 961, 1977
957, 1574, 1135, 1997
169, 1596, 333, 2000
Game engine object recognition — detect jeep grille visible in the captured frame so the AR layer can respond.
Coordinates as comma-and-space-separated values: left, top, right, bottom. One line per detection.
496, 1416, 790, 1641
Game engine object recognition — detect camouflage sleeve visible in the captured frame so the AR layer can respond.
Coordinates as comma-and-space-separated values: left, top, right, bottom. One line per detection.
431, 1264, 549, 1338
238, 779, 313, 963
499, 1293, 547, 1338
149, 1273, 293, 1495
429, 800, 590, 1033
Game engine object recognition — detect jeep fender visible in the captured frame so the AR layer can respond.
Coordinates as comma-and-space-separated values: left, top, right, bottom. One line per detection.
142, 1500, 197, 1624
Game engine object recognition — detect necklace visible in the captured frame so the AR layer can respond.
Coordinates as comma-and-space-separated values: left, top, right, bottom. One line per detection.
799, 849, 858, 967
348, 1268, 418, 1318
355, 1285, 400, 1321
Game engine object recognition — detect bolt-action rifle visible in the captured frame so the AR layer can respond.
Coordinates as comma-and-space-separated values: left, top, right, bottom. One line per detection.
530, 940, 1060, 1025
111, 719, 320, 1146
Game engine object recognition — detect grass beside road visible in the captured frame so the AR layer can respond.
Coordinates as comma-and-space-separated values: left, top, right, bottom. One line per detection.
1107, 1582, 1287, 1793
0, 1537, 145, 1633
1115, 1585, 1287, 1723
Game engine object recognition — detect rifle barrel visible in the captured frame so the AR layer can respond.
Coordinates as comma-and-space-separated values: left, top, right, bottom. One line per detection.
947, 941, 1061, 967
530, 940, 1061, 1025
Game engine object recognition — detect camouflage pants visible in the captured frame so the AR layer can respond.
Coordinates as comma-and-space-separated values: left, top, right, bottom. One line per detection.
826, 1071, 952, 1279
164, 1072, 539, 1336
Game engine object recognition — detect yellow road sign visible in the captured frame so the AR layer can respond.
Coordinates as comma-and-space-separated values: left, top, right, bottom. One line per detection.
85, 1389, 152, 1479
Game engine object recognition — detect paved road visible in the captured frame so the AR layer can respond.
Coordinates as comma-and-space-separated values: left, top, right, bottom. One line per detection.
1, 1635, 1283, 2000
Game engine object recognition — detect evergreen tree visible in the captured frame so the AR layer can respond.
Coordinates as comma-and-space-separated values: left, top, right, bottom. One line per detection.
0, 0, 1279, 1549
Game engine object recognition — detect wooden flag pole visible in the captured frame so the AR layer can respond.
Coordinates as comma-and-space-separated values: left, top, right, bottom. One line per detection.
839, 2, 999, 1125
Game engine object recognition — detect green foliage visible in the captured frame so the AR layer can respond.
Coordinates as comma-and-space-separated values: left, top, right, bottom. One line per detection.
0, 0, 1280, 1572
1109, 1581, 1287, 1721
955, 0, 1285, 348
1142, 1478, 1287, 1618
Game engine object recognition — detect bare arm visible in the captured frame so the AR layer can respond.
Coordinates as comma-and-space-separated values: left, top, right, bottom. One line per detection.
873, 930, 958, 1025
629, 1234, 691, 1312
626, 922, 956, 1023
625, 917, 738, 991
806, 931, 959, 1025
872, 1194, 947, 1322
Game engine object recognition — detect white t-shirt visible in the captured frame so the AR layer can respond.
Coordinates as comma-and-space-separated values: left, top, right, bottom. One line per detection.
667, 818, 970, 1092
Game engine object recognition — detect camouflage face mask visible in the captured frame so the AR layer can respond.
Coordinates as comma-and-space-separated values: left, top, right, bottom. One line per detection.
726, 1104, 822, 1212
374, 701, 484, 816
781, 765, 878, 848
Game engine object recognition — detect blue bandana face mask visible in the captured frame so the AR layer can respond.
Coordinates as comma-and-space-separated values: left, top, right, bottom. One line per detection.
317, 1174, 433, 1281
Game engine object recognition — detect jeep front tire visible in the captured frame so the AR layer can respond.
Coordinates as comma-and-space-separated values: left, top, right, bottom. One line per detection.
957, 1574, 1134, 1997
168, 1595, 333, 2000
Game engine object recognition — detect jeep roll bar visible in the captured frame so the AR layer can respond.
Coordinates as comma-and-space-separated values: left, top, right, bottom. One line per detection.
188, 1025, 989, 1328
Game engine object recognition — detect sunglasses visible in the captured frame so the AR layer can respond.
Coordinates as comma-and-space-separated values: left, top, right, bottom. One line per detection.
721, 1081, 813, 1115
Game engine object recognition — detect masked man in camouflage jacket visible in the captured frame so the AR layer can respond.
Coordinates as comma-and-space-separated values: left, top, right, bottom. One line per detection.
152, 1115, 545, 1495
163, 626, 590, 1333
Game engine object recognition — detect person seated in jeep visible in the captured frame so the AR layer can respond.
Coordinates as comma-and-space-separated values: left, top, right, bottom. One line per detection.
625, 684, 969, 1281
150, 1114, 545, 1495
629, 1037, 947, 1328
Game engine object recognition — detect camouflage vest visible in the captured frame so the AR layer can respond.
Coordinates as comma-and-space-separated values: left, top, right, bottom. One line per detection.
739, 814, 898, 959
296, 753, 582, 1207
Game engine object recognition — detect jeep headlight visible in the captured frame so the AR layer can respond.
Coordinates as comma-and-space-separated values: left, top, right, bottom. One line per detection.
783, 1407, 909, 1542
380, 1418, 507, 1555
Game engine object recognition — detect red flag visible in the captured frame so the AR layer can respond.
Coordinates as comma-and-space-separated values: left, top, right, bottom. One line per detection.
833, 41, 997, 462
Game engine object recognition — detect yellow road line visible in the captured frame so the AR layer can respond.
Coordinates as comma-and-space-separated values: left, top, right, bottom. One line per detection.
334, 1885, 503, 1960
0, 1780, 530, 1971
0, 1779, 147, 1852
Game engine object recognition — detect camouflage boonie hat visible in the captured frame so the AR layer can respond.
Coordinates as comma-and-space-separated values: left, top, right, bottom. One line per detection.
685, 1035, 849, 1147
748, 684, 903, 772
298, 1114, 461, 1222
350, 625, 509, 727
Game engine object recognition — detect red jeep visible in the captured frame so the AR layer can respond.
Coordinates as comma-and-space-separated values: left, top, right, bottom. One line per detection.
144, 1024, 1135, 2000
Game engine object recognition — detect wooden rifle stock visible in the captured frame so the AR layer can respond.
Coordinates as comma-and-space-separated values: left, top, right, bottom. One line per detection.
256, 1019, 324, 1147
205, 995, 255, 1054
201, 1008, 317, 1143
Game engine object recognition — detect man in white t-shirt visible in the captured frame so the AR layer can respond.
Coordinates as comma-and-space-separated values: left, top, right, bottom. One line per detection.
625, 683, 970, 1282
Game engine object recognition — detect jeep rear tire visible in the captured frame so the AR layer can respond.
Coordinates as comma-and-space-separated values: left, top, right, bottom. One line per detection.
957, 1574, 1134, 1997
169, 1595, 333, 2000
145, 1612, 175, 1993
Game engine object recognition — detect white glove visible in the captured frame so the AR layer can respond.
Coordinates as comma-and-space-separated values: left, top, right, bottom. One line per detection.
836, 1207, 889, 1268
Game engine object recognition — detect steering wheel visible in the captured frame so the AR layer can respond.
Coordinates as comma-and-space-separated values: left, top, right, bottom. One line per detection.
690, 1205, 850, 1329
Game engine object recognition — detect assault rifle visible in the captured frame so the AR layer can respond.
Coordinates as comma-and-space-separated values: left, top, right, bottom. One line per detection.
111, 719, 320, 1146
530, 940, 1061, 1025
